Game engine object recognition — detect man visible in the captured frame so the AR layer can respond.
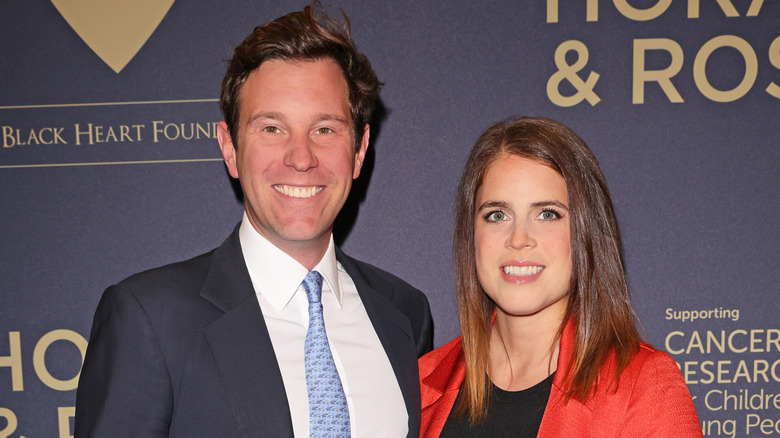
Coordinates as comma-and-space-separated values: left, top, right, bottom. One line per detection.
75, 4, 432, 437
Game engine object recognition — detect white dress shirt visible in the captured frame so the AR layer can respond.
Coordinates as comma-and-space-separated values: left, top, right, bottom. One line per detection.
238, 214, 408, 437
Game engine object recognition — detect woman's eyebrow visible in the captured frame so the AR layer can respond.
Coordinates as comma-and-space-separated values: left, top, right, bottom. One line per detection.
530, 200, 569, 211
477, 200, 509, 211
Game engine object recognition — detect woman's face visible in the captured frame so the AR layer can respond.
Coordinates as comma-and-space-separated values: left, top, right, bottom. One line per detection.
474, 154, 572, 323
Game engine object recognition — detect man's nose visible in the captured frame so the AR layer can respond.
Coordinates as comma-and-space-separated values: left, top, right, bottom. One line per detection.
283, 133, 318, 171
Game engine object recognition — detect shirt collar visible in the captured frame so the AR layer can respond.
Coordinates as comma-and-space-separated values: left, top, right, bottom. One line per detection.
238, 212, 343, 311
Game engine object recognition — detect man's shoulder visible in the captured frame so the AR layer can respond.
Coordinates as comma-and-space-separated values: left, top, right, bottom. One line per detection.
91, 245, 234, 337
337, 248, 434, 355
117, 249, 216, 296
337, 249, 426, 300
110, 226, 243, 303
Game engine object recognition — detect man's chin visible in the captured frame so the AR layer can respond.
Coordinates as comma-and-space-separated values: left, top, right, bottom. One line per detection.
272, 224, 333, 246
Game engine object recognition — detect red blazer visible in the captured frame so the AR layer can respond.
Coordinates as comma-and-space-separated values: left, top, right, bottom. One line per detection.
419, 320, 702, 437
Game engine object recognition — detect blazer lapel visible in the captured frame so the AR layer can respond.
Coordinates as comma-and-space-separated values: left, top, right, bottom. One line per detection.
200, 227, 294, 437
336, 248, 421, 438
419, 338, 465, 438
538, 385, 593, 437
538, 318, 593, 437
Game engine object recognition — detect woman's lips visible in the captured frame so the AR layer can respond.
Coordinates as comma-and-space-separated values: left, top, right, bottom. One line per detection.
501, 262, 544, 284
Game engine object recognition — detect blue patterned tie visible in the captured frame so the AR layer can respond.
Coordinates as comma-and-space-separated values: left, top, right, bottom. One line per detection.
302, 270, 351, 437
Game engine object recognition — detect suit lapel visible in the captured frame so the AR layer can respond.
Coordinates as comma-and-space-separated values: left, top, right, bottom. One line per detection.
200, 227, 294, 437
336, 248, 420, 437
196, 234, 419, 437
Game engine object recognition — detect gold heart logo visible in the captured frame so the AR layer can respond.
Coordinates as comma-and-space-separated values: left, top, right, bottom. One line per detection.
51, 0, 175, 73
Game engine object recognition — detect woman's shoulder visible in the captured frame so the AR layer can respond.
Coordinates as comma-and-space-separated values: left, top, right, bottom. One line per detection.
607, 343, 702, 436
419, 337, 463, 368
623, 341, 682, 381
610, 340, 695, 410
419, 336, 466, 384
566, 342, 702, 436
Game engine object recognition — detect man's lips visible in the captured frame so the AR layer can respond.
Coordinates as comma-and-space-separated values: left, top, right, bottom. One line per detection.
273, 184, 323, 198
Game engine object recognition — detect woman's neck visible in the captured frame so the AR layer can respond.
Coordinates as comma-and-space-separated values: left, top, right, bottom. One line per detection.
488, 308, 564, 391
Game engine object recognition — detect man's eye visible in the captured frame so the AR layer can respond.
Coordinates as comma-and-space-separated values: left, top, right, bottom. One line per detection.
262, 126, 279, 133
317, 127, 333, 134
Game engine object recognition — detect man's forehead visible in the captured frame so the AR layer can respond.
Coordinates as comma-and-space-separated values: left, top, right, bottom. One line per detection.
238, 58, 350, 108
246, 57, 348, 89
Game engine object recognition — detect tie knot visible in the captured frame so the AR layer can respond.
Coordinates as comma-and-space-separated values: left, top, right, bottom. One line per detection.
302, 270, 324, 304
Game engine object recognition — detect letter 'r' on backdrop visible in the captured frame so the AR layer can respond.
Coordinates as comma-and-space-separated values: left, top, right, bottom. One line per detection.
1, 1, 778, 437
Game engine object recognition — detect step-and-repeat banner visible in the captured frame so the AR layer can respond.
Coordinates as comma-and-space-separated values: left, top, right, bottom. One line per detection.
1, 1, 778, 437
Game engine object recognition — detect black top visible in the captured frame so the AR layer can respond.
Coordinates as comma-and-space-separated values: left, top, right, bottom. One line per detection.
440, 372, 555, 437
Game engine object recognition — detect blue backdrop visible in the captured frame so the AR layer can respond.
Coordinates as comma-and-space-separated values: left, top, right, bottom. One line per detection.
1, 1, 778, 437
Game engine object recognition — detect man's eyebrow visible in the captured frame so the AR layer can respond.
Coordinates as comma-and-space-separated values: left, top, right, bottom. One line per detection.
313, 113, 350, 125
245, 112, 350, 125
246, 112, 286, 125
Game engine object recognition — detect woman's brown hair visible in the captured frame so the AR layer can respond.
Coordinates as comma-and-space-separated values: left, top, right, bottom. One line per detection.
453, 117, 640, 424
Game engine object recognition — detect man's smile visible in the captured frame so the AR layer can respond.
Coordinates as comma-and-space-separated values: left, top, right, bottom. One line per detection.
273, 184, 323, 198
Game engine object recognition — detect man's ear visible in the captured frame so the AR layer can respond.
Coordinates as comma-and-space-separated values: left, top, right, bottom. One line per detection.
217, 121, 239, 179
353, 124, 370, 179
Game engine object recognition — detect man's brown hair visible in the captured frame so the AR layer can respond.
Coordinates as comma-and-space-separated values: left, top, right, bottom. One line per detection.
220, 2, 381, 149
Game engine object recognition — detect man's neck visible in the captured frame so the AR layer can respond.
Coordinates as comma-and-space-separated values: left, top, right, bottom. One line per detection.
244, 219, 331, 271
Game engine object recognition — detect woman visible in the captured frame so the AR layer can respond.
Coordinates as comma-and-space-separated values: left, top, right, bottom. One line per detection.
419, 117, 702, 437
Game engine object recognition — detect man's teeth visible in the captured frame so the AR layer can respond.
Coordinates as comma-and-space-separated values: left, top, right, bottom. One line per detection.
503, 265, 544, 276
274, 185, 322, 198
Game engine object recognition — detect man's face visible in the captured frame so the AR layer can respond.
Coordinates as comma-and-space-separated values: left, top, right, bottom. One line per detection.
218, 58, 368, 266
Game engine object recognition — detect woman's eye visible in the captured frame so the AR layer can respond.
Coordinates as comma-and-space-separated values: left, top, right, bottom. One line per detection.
485, 211, 506, 222
539, 209, 562, 220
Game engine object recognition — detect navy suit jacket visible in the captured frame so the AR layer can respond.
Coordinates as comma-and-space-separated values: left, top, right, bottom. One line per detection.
75, 226, 433, 437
